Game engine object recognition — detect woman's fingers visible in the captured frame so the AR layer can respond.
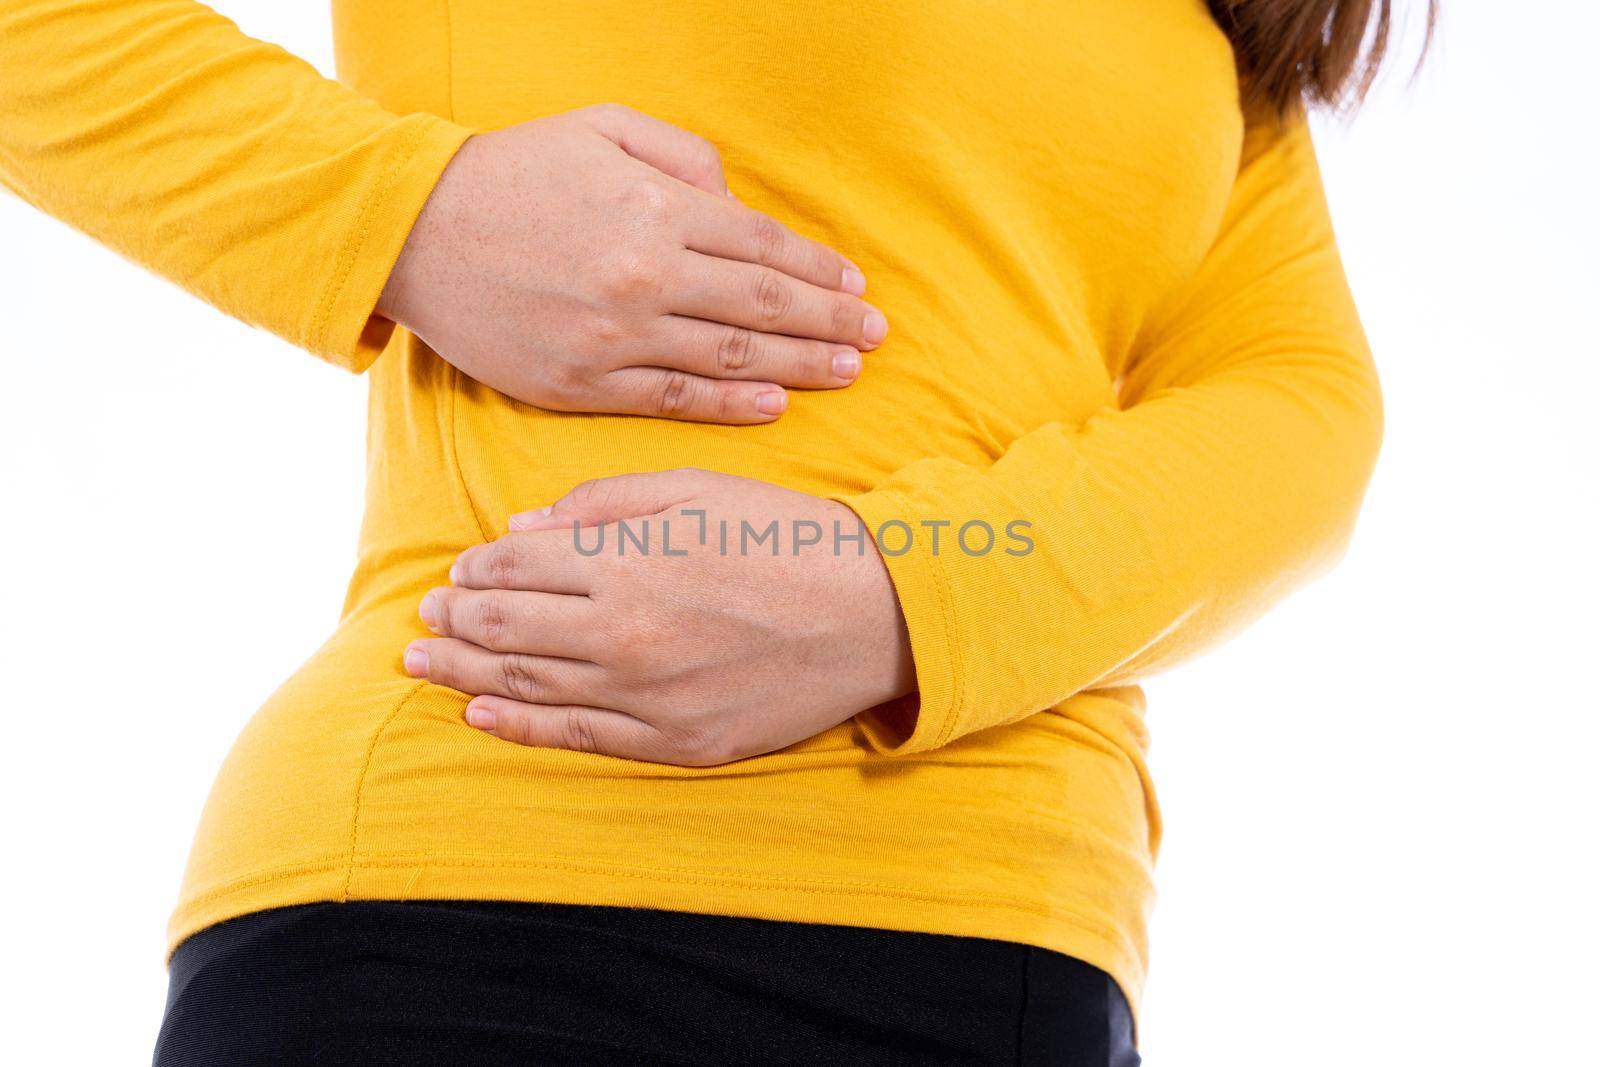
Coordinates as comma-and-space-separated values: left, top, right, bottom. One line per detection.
680, 195, 866, 296
510, 469, 717, 533
404, 637, 607, 707
450, 531, 596, 593
461, 696, 675, 762
596, 315, 866, 424
649, 317, 861, 389
672, 252, 888, 349
376, 107, 878, 423
581, 103, 729, 197
593, 367, 790, 424
581, 103, 871, 302
419, 587, 599, 658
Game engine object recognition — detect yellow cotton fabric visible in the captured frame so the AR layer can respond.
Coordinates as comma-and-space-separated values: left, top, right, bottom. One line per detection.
0, 0, 1382, 1014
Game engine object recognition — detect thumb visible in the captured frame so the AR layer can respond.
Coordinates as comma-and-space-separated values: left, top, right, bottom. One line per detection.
581, 104, 729, 197
508, 469, 717, 532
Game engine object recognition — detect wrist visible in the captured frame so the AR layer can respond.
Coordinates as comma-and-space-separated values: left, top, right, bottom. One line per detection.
375, 245, 414, 326
830, 500, 916, 704
375, 131, 483, 328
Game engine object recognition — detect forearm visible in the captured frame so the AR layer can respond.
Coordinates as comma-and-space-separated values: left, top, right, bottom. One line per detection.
0, 0, 471, 368
839, 353, 1380, 753
838, 112, 1382, 754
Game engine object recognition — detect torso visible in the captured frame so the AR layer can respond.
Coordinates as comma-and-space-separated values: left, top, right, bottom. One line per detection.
172, 0, 1243, 1009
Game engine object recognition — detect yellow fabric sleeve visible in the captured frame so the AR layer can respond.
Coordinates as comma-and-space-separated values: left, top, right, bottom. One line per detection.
0, 0, 473, 370
838, 113, 1383, 754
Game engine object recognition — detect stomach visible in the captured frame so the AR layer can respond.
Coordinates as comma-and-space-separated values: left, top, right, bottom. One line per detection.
169, 326, 1155, 936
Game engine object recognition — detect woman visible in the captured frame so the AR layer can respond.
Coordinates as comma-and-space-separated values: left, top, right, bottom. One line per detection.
1, 0, 1419, 1062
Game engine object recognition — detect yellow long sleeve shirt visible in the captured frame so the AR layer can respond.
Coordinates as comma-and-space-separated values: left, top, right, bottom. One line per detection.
0, 0, 1381, 1013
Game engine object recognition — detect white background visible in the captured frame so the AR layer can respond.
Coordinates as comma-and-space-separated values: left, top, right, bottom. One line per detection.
2, 3, 1595, 1063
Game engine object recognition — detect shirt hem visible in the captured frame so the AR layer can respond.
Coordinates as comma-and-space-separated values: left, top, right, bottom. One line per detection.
167, 853, 1147, 1030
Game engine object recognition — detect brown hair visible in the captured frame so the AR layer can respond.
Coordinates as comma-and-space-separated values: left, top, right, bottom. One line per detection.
1207, 0, 1437, 114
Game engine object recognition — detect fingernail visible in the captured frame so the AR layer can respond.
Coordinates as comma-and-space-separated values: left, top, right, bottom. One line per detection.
832, 349, 861, 380
403, 645, 429, 677
756, 390, 787, 416
509, 505, 552, 531
841, 263, 867, 296
466, 704, 497, 730
862, 308, 888, 347
419, 592, 439, 628
448, 561, 461, 585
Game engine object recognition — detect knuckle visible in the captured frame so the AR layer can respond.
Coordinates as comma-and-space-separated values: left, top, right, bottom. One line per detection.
714, 326, 756, 374
617, 178, 672, 226
691, 139, 723, 179
672, 466, 716, 485
753, 271, 792, 324
499, 654, 544, 702
486, 541, 522, 589
652, 371, 697, 418
475, 595, 511, 648
599, 250, 661, 303
582, 313, 631, 351
712, 384, 737, 422
562, 707, 601, 754
751, 213, 785, 265
568, 477, 616, 512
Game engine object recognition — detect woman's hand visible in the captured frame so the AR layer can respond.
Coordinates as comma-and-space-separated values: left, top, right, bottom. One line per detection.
377, 104, 887, 423
403, 469, 915, 765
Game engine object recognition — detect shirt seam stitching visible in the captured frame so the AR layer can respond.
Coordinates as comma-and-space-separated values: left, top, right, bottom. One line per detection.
339, 682, 430, 902
887, 486, 964, 750
441, 0, 456, 121
448, 364, 497, 542
308, 118, 434, 359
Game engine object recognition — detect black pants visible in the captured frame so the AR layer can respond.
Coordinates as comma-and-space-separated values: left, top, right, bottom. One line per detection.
154, 901, 1139, 1066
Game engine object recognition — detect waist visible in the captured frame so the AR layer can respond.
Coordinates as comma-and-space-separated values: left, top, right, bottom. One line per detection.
348, 312, 1117, 596
160, 898, 1136, 1063
172, 526, 1160, 1015
176, 595, 1157, 941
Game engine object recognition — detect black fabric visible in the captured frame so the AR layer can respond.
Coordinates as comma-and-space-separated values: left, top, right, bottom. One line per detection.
154, 900, 1139, 1066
